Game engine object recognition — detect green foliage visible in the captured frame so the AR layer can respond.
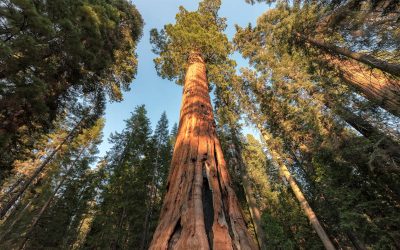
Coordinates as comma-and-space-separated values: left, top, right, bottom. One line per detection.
149, 0, 233, 85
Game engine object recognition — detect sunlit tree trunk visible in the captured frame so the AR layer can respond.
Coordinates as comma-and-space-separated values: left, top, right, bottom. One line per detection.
149, 52, 257, 250
297, 33, 400, 77
324, 55, 400, 117
255, 123, 336, 250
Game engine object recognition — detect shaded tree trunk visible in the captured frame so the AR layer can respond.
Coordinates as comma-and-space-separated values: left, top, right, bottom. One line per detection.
241, 169, 266, 250
315, 0, 361, 33
324, 55, 400, 117
0, 193, 38, 242
324, 96, 400, 172
1, 175, 24, 200
19, 171, 69, 250
346, 231, 367, 250
296, 33, 400, 77
234, 70, 335, 249
0, 118, 83, 219
140, 167, 157, 250
229, 128, 266, 250
149, 52, 256, 250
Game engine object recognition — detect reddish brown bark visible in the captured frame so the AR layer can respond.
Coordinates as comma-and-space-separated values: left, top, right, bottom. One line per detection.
149, 52, 257, 250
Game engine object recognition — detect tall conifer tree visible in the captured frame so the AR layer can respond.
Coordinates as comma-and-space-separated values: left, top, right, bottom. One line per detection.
149, 0, 256, 248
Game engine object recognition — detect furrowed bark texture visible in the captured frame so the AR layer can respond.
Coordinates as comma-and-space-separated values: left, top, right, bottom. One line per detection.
149, 53, 257, 250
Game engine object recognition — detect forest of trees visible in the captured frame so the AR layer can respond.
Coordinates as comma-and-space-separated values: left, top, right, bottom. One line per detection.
1, 0, 399, 249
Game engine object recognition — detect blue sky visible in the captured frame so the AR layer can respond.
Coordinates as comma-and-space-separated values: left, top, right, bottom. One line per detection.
98, 0, 267, 156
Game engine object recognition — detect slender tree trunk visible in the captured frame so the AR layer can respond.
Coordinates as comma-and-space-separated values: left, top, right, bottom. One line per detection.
323, 55, 400, 117
18, 172, 69, 250
141, 140, 161, 250
241, 170, 266, 250
149, 52, 256, 250
0, 193, 38, 242
1, 175, 24, 201
0, 118, 83, 219
112, 207, 126, 250
255, 123, 336, 250
141, 174, 157, 250
315, 0, 361, 33
296, 32, 400, 77
18, 145, 87, 249
346, 231, 367, 250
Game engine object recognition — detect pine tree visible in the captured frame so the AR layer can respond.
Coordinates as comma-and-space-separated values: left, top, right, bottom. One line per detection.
0, 97, 104, 220
170, 123, 179, 149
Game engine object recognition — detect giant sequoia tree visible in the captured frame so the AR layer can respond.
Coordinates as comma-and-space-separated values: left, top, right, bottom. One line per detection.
149, 1, 256, 249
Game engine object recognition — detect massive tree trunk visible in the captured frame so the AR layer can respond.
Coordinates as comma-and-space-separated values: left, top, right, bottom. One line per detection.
324, 55, 400, 117
296, 33, 400, 78
254, 123, 336, 250
149, 52, 257, 250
